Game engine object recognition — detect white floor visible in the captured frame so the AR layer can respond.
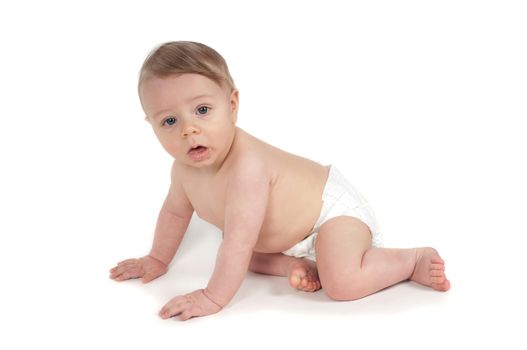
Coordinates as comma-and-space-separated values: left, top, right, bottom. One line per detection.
1, 1, 526, 349
2, 206, 525, 349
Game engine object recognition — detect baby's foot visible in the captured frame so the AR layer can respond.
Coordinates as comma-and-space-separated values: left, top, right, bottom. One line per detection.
287, 258, 321, 292
410, 247, 451, 291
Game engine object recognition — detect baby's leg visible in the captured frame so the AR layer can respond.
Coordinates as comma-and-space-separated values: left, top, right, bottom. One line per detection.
315, 216, 450, 300
249, 252, 321, 292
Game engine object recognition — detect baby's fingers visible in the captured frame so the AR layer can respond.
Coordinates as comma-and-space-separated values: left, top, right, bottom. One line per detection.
180, 308, 197, 321
159, 297, 189, 319
111, 266, 144, 281
110, 258, 140, 273
109, 259, 137, 274
117, 258, 138, 265
110, 264, 128, 278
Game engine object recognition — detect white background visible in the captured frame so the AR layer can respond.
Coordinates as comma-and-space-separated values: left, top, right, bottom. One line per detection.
1, 0, 526, 348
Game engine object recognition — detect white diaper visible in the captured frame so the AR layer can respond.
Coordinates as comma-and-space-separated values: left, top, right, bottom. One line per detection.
281, 165, 384, 262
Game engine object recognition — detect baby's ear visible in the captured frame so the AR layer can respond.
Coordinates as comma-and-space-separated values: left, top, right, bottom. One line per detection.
144, 115, 150, 123
230, 89, 239, 124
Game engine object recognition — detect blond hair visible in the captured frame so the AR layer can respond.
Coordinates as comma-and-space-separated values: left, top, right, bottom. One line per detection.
138, 41, 236, 94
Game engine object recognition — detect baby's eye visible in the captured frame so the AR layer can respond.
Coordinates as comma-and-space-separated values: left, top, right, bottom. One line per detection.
163, 117, 177, 126
196, 106, 210, 115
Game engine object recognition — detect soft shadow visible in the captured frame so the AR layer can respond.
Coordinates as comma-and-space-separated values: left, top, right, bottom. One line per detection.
127, 222, 449, 317
231, 273, 449, 316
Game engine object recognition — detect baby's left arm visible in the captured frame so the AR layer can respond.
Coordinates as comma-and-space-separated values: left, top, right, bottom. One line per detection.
159, 158, 270, 321
205, 158, 270, 307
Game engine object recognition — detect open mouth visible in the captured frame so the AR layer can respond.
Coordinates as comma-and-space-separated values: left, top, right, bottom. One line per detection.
187, 145, 209, 161
188, 145, 207, 153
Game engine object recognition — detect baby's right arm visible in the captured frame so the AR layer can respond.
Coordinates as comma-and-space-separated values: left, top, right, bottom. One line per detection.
109, 164, 194, 282
148, 178, 194, 266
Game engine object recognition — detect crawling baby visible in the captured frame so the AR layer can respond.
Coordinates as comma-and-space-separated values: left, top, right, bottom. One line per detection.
109, 41, 450, 321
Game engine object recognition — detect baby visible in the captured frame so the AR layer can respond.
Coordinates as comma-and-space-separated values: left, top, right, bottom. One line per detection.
109, 41, 450, 321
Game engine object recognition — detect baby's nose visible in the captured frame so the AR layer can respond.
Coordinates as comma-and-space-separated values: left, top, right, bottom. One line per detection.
182, 125, 199, 137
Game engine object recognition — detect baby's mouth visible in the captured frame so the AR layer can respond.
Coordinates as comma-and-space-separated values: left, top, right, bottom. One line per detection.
187, 145, 210, 161
188, 145, 207, 153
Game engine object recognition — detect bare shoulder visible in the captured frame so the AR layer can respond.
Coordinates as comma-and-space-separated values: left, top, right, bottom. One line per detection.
228, 149, 272, 189
228, 128, 275, 183
232, 151, 268, 173
223, 141, 271, 244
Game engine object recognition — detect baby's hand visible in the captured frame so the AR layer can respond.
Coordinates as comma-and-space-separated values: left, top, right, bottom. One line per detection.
159, 289, 223, 321
109, 255, 167, 283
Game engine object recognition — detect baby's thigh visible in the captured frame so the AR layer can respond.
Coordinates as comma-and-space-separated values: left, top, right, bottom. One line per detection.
314, 216, 372, 276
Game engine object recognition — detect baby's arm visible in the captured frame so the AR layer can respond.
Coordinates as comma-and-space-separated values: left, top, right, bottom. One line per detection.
205, 159, 269, 307
148, 169, 194, 264
147, 183, 193, 265
158, 158, 269, 320
110, 163, 194, 282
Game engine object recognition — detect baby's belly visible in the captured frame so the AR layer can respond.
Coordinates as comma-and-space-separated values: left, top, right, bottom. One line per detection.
254, 163, 329, 253
254, 195, 325, 253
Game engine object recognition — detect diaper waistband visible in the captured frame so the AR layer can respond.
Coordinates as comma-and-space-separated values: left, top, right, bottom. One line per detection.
322, 165, 368, 205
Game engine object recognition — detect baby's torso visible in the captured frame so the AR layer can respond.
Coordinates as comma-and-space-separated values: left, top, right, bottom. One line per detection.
179, 128, 329, 253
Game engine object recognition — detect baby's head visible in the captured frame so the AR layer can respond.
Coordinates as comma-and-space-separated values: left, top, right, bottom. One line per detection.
138, 41, 239, 169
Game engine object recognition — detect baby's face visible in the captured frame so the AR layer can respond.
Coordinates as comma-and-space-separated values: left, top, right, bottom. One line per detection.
140, 73, 238, 169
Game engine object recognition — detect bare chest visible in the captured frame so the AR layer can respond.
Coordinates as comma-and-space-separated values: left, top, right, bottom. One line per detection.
183, 177, 228, 228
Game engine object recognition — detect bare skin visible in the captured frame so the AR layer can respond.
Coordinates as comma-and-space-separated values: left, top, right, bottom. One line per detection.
286, 248, 452, 293
110, 255, 167, 283
247, 247, 450, 294
248, 252, 321, 292
410, 248, 450, 291
288, 259, 322, 292
110, 73, 450, 320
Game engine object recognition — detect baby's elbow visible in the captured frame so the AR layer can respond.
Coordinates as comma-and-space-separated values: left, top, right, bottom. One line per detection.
222, 231, 259, 252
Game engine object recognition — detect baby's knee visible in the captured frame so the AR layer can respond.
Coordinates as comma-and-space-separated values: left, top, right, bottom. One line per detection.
324, 282, 366, 301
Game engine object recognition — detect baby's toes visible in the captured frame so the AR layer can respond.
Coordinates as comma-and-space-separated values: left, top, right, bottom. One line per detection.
434, 279, 451, 291
431, 257, 445, 264
430, 270, 444, 277
302, 277, 317, 292
302, 277, 314, 290
302, 275, 311, 288
430, 263, 445, 271
431, 275, 445, 284
300, 278, 310, 290
302, 279, 312, 289
308, 281, 318, 291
